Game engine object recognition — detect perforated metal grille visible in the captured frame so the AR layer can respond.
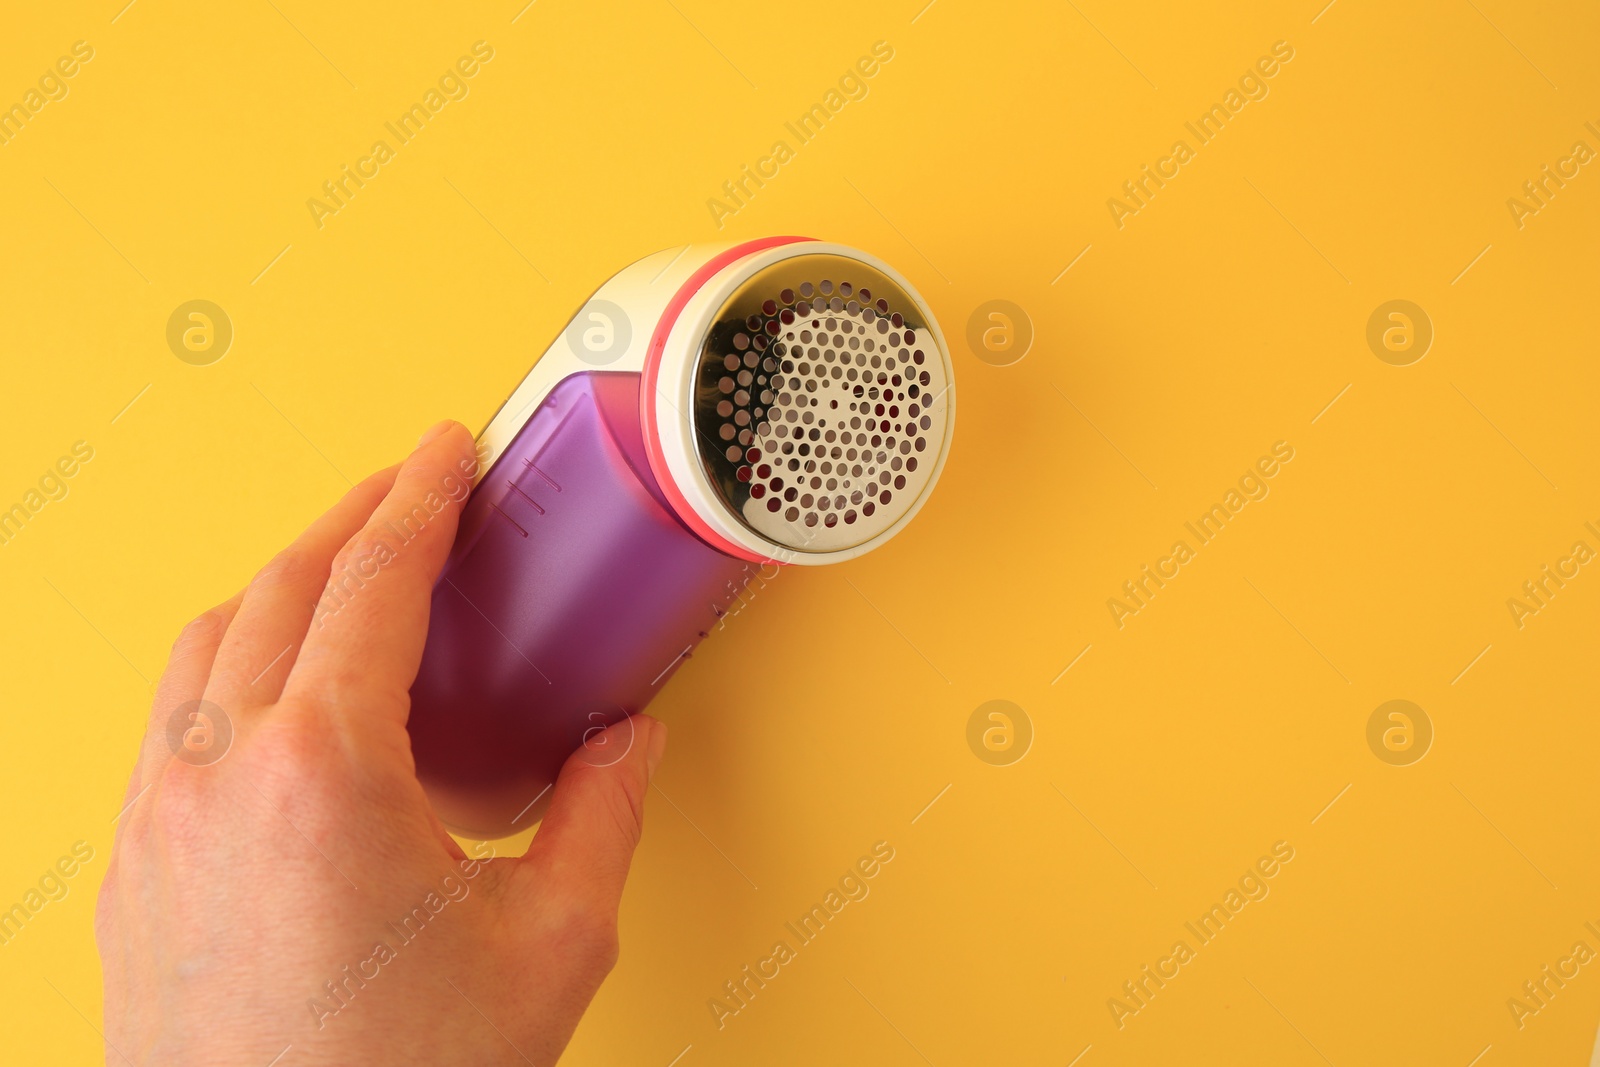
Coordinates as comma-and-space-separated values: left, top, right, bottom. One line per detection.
691, 253, 951, 553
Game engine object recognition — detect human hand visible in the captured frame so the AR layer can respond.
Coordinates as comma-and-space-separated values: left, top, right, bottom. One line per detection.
96, 420, 666, 1065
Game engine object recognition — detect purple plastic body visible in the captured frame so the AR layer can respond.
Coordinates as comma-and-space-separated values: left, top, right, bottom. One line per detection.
407, 370, 750, 836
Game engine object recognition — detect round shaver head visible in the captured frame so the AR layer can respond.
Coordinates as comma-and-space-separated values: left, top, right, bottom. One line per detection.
646, 241, 954, 565
693, 255, 950, 553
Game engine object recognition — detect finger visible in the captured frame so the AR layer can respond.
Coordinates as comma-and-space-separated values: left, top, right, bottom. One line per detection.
134, 590, 244, 793
515, 716, 666, 925
107, 589, 245, 902
204, 465, 400, 711
284, 421, 477, 724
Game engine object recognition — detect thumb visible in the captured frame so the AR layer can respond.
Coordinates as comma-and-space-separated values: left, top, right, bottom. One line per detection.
514, 715, 666, 929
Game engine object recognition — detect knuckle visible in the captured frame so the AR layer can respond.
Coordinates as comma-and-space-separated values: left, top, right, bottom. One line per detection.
171, 607, 229, 657
328, 535, 403, 585
250, 549, 325, 598
551, 899, 620, 974
147, 762, 216, 843
602, 778, 647, 852
249, 713, 334, 779
588, 924, 621, 975
351, 466, 396, 496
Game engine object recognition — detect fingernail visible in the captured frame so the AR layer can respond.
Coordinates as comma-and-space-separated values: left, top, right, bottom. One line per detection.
645, 719, 668, 781
418, 419, 459, 446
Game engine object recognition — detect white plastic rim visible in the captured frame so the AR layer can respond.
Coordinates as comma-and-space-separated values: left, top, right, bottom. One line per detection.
647, 240, 956, 566
474, 242, 736, 480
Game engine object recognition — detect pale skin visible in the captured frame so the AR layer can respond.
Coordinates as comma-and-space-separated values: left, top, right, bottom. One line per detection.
96, 420, 665, 1065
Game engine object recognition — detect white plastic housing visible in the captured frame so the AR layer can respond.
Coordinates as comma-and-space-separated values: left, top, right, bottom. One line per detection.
474, 239, 956, 566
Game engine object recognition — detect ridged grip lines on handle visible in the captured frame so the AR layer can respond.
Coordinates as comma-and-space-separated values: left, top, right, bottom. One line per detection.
407, 371, 749, 837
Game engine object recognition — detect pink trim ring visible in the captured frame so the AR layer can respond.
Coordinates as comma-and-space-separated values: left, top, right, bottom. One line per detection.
640, 236, 816, 563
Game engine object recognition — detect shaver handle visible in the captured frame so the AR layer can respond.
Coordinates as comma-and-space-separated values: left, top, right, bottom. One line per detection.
407, 370, 750, 837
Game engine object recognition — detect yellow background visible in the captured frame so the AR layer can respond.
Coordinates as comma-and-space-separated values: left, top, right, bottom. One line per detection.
3, 1, 1598, 1063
